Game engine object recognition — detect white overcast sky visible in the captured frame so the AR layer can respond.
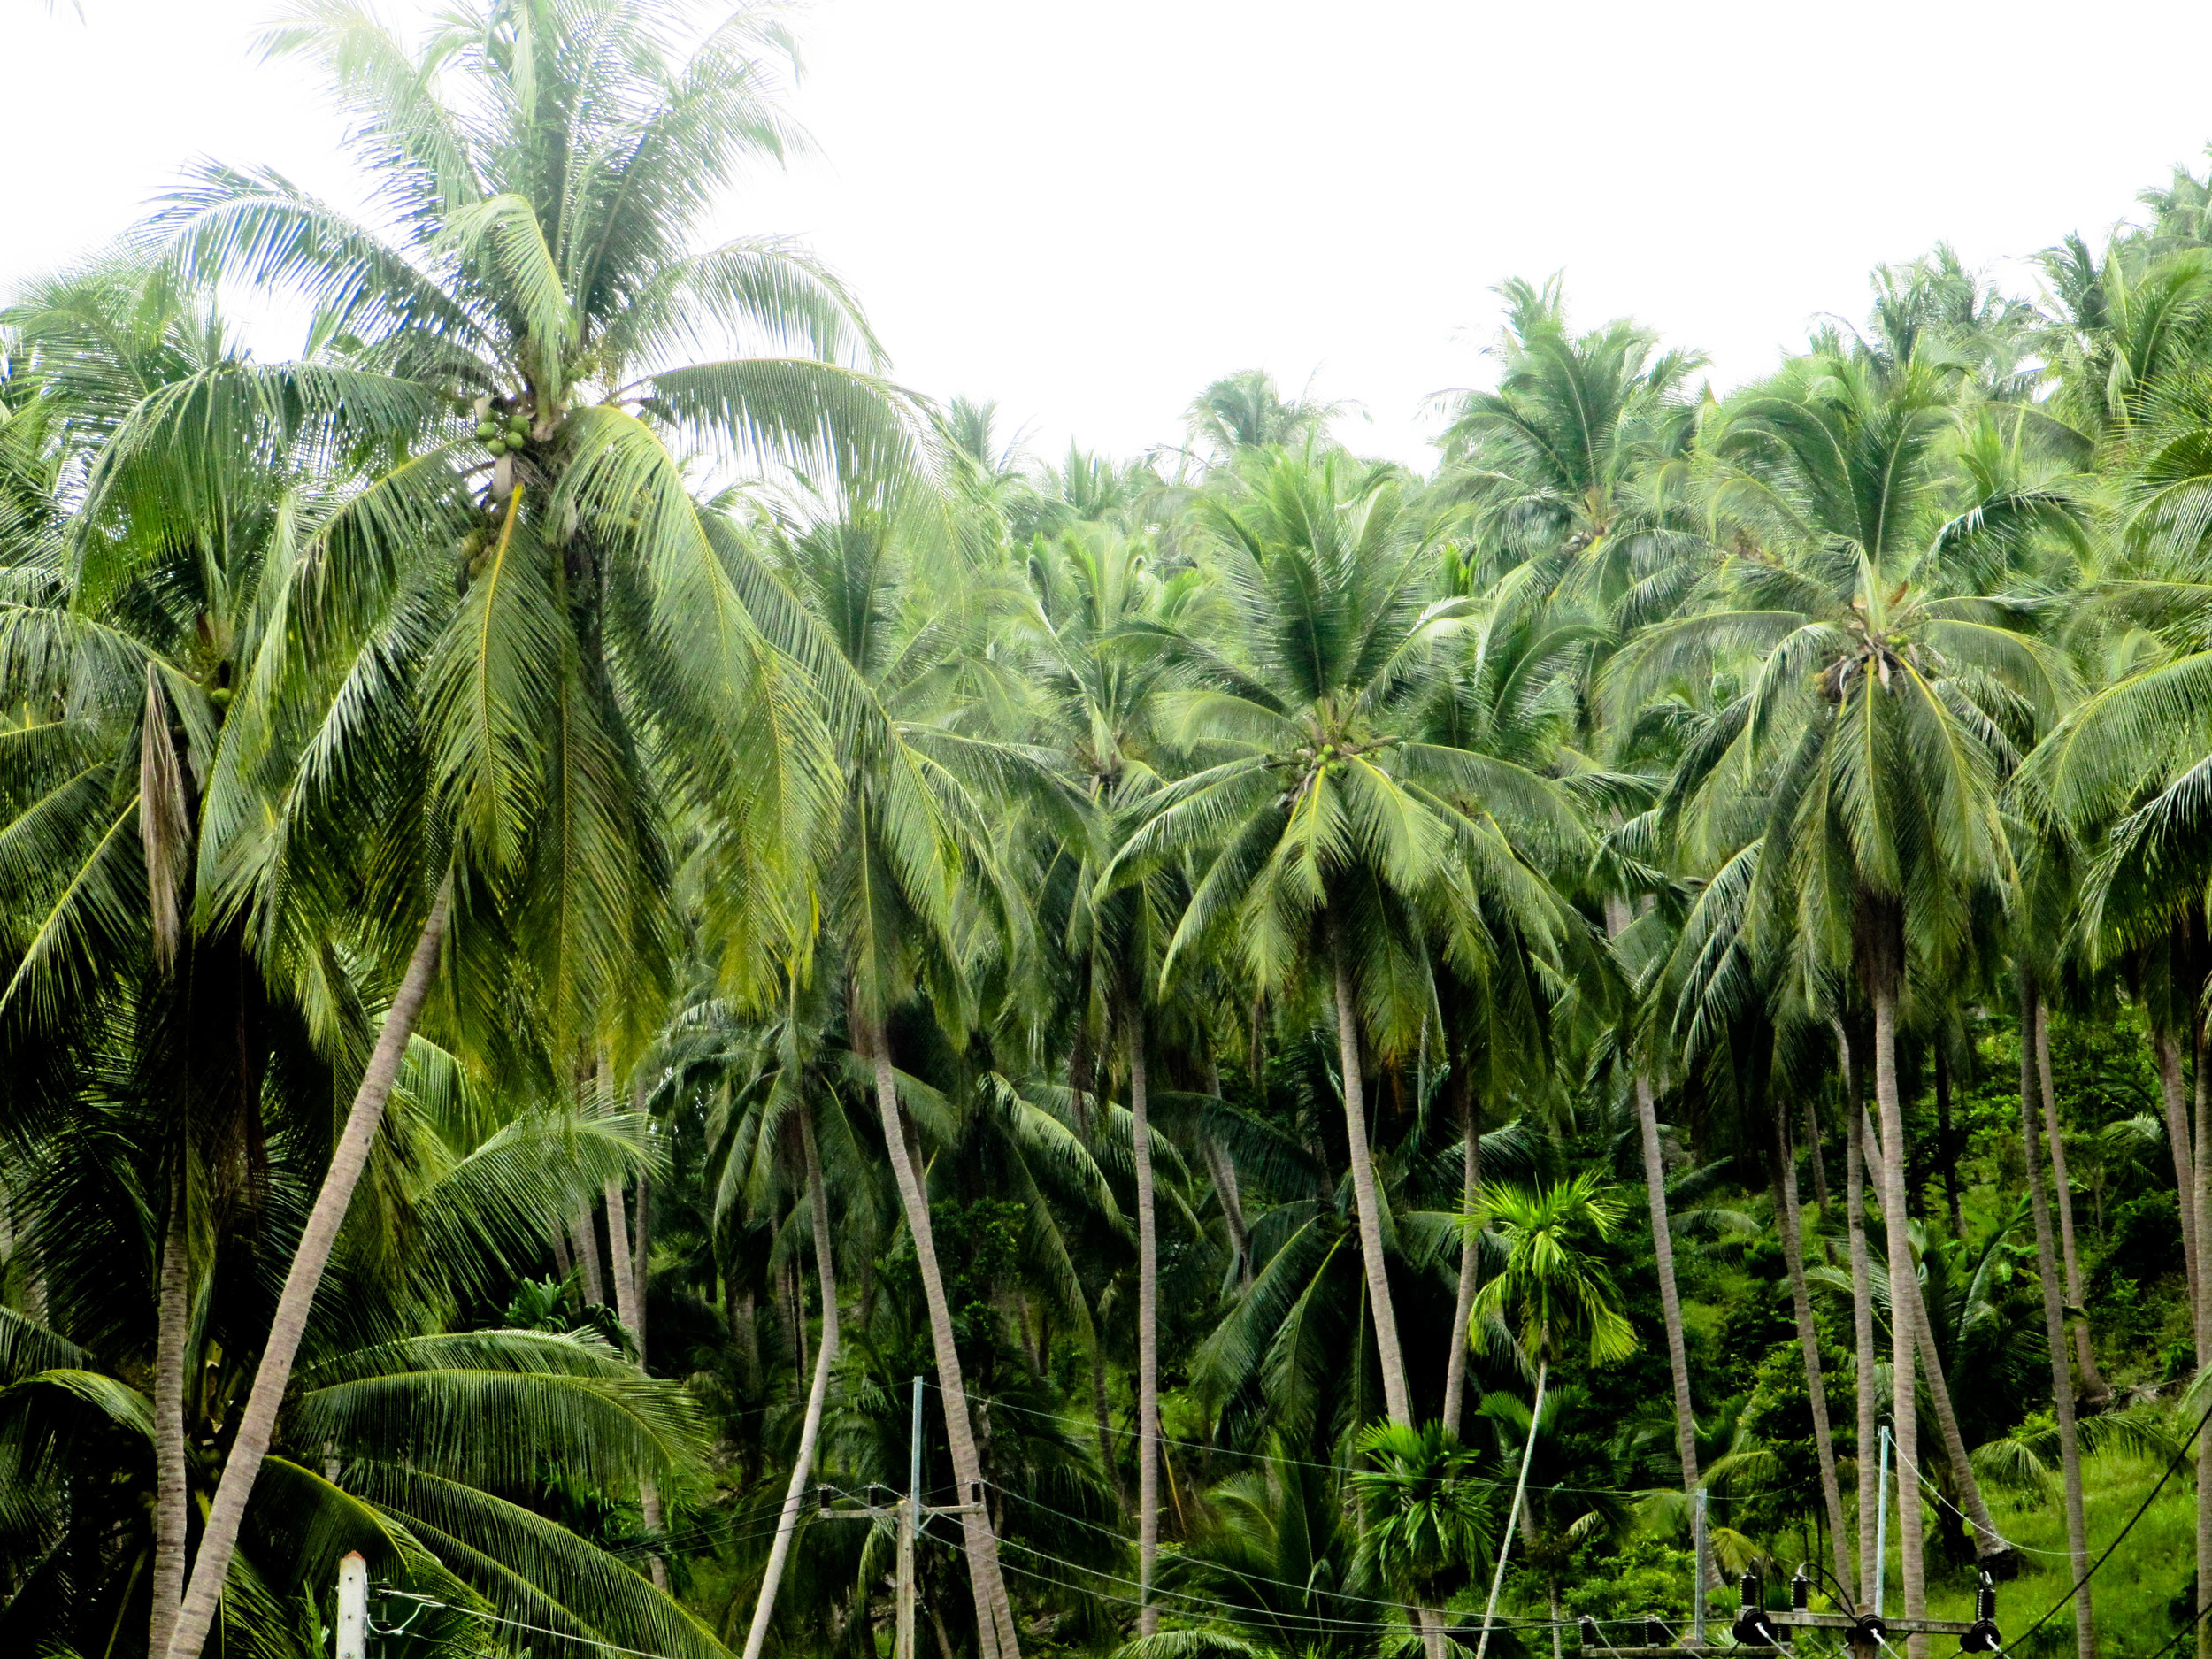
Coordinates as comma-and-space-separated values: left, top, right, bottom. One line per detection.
12, 0, 2212, 466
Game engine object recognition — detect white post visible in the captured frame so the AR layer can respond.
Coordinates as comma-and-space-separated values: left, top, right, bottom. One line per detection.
1692, 1488, 1709, 1646
335, 1551, 368, 1659
1874, 1425, 1892, 1617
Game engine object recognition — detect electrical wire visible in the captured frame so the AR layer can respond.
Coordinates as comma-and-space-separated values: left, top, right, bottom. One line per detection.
1890, 1442, 2070, 1562
378, 1588, 688, 1659
928, 1380, 1701, 1503
2007, 1386, 2212, 1650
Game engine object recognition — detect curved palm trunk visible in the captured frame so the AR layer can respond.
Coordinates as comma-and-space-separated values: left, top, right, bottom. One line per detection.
1475, 1355, 1547, 1659
1332, 944, 1412, 1428
163, 887, 449, 1659
1202, 1056, 1253, 1294
2194, 1020, 2212, 1659
1441, 1079, 1479, 1433
1129, 1023, 1162, 1638
149, 1163, 191, 1658
1860, 1106, 2009, 1567
866, 1024, 1021, 1659
1870, 989, 1926, 1655
2019, 991, 2095, 1659
741, 1105, 841, 1659
1773, 1103, 1853, 1600
2035, 1003, 2108, 1402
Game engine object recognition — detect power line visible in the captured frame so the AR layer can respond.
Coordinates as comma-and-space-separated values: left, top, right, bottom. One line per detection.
2008, 1388, 2212, 1650
378, 1589, 688, 1659
930, 1379, 1698, 1503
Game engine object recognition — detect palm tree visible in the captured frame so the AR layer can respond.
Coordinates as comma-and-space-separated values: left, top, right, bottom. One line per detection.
1467, 1171, 1637, 1659
1350, 1419, 1496, 1659
1185, 371, 1348, 463
1613, 341, 2076, 1624
1435, 280, 1709, 1500
1115, 447, 1582, 1430
135, 4, 924, 1648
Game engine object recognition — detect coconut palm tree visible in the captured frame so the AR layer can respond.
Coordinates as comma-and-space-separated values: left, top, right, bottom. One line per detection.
134, 4, 926, 1648
1611, 342, 2077, 1630
1466, 1171, 1636, 1659
1113, 446, 1583, 1431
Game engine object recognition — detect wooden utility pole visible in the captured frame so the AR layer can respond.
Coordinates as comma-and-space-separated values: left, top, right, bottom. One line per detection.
817, 1376, 984, 1659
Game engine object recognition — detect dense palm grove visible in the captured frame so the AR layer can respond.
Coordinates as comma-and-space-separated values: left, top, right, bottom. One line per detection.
12, 8, 2212, 1659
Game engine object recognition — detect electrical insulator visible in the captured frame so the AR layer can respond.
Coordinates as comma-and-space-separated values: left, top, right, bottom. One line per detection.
1579, 1616, 1601, 1649
1644, 1616, 1669, 1647
816, 1485, 833, 1515
1961, 1570, 2001, 1653
1791, 1567, 1810, 1611
1732, 1573, 1777, 1648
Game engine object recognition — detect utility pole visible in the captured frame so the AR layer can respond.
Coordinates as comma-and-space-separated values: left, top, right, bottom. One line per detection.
1875, 1425, 1892, 1617
335, 1551, 367, 1659
1691, 1489, 1709, 1647
818, 1376, 984, 1659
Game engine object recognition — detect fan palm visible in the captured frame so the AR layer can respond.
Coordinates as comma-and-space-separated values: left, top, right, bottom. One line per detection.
1114, 446, 1583, 1431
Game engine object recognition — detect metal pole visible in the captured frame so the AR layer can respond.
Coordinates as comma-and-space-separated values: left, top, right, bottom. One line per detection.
335, 1551, 368, 1659
1692, 1488, 1709, 1647
1875, 1425, 1892, 1617
899, 1375, 922, 1659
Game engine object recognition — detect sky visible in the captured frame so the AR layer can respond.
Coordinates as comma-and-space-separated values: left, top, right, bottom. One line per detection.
12, 0, 2212, 467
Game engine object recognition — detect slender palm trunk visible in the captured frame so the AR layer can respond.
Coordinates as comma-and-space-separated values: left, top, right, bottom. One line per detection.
1475, 1355, 1548, 1659
1857, 1118, 2009, 1566
2195, 1020, 2212, 1659
1934, 1047, 1964, 1236
1129, 1022, 1162, 1637
2035, 1003, 2108, 1402
866, 1022, 1021, 1659
1773, 1104, 1853, 1600
606, 1178, 639, 1333
633, 1172, 664, 1590
1807, 1097, 1831, 1211
573, 1202, 606, 1306
1844, 1060, 1880, 1602
1202, 1056, 1253, 1293
2155, 1028, 2200, 1309
1607, 900, 1698, 1503
1332, 943, 1412, 1428
1441, 1079, 1480, 1433
149, 1161, 191, 1658
163, 887, 449, 1659
2019, 989, 2095, 1659
741, 1105, 841, 1659
1870, 988, 1926, 1655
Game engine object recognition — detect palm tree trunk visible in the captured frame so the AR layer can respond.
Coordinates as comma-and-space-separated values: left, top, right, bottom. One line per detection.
1475, 1355, 1547, 1659
1844, 1049, 1880, 1603
1202, 1055, 1253, 1293
2155, 1028, 2200, 1310
2035, 1002, 2108, 1402
632, 1172, 665, 1591
1418, 1605, 1448, 1659
1129, 1021, 1162, 1638
741, 1104, 841, 1659
606, 1178, 640, 1334
866, 1020, 1021, 1659
1807, 1098, 1831, 1211
2019, 988, 2095, 1659
1934, 1047, 1964, 1236
1441, 1079, 1480, 1433
1870, 987, 1926, 1655
163, 886, 449, 1659
1858, 1102, 2010, 1569
1332, 942, 1412, 1428
1607, 900, 1698, 1504
2194, 1019, 2212, 1659
1773, 1103, 1853, 1601
149, 1161, 191, 1659
574, 1202, 606, 1306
